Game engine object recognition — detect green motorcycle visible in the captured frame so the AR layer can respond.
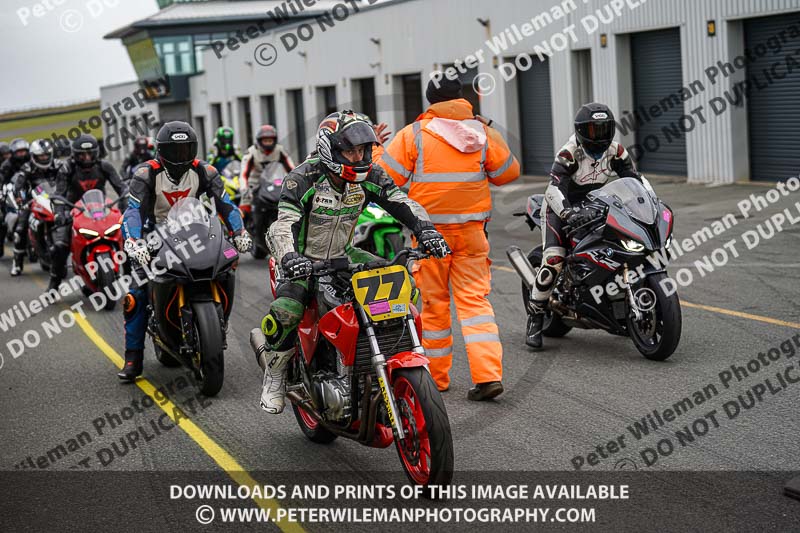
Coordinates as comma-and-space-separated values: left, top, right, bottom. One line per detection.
352, 203, 406, 260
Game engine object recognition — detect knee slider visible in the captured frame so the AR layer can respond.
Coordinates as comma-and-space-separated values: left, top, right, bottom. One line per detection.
261, 312, 284, 345
123, 288, 146, 319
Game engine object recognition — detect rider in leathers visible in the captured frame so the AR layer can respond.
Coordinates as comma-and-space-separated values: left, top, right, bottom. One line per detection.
120, 136, 154, 182
0, 139, 31, 256
527, 103, 653, 349
10, 139, 62, 276
253, 111, 451, 414
119, 121, 252, 382
239, 124, 295, 212
50, 134, 128, 291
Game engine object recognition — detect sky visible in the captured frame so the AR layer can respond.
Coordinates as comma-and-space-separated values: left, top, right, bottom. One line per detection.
0, 0, 160, 113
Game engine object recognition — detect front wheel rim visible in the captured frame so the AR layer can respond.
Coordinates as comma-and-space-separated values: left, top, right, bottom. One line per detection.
394, 376, 431, 485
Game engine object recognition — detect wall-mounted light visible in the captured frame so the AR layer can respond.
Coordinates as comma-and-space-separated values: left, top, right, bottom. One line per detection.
476, 17, 489, 28
298, 51, 307, 58
600, 34, 608, 48
369, 62, 381, 69
492, 56, 499, 69
707, 20, 716, 37
370, 37, 381, 46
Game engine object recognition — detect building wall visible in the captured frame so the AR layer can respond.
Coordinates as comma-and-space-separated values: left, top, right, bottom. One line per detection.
184, 0, 800, 183
100, 81, 160, 167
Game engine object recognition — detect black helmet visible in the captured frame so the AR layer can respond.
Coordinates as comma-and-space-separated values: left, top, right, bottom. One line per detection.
156, 121, 198, 183
9, 138, 30, 164
316, 111, 378, 183
71, 134, 99, 169
30, 139, 54, 170
0, 142, 10, 161
54, 138, 71, 158
133, 136, 151, 157
574, 103, 616, 160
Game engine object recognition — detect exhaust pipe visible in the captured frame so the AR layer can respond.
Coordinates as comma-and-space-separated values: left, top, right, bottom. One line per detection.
506, 246, 537, 289
250, 328, 268, 371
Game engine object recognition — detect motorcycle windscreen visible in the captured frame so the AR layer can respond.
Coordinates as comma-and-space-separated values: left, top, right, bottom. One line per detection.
32, 182, 55, 213
81, 189, 107, 220
222, 160, 241, 180
166, 196, 213, 232
158, 196, 222, 280
589, 177, 658, 225
260, 161, 284, 186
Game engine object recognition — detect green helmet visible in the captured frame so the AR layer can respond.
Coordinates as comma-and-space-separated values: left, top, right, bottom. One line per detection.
214, 126, 235, 153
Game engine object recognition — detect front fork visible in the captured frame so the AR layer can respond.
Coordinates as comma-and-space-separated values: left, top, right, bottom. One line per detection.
358, 306, 406, 440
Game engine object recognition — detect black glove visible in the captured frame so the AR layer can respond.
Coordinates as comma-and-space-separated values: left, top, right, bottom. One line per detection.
417, 229, 451, 259
281, 252, 313, 279
564, 207, 598, 228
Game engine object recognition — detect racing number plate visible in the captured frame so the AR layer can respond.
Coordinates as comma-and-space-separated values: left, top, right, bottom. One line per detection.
351, 265, 412, 322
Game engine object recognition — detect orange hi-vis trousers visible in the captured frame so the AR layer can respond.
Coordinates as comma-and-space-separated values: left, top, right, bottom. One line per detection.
414, 221, 502, 389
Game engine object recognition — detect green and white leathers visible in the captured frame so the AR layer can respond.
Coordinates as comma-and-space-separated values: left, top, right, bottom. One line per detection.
268, 155, 431, 265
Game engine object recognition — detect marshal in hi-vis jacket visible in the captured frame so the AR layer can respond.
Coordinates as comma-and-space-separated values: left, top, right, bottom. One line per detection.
268, 156, 431, 263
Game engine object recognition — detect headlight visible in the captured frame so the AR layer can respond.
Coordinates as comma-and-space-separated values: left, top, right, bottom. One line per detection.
620, 239, 645, 252
78, 228, 99, 238
105, 223, 121, 236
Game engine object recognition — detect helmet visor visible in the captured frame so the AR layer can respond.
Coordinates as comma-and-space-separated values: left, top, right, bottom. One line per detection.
576, 120, 615, 144
335, 122, 378, 150
159, 141, 197, 165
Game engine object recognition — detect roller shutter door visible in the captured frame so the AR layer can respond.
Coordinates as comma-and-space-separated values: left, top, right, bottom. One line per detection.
631, 28, 687, 175
517, 57, 554, 175
745, 13, 800, 181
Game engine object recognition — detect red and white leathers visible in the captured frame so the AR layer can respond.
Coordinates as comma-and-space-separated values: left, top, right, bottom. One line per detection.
239, 143, 294, 209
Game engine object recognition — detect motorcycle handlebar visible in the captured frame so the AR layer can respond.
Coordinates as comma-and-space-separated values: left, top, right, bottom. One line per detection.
279, 247, 431, 282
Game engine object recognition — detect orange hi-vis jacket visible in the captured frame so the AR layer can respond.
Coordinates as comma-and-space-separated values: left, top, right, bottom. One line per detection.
375, 99, 520, 224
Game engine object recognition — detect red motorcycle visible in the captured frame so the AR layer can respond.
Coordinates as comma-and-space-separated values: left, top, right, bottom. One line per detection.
25, 182, 57, 272
256, 248, 454, 493
65, 189, 124, 310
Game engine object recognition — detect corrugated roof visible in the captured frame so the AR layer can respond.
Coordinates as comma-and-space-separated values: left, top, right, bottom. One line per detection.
106, 0, 400, 38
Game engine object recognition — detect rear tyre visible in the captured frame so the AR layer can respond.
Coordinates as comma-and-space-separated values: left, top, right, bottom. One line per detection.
627, 272, 682, 361
251, 211, 269, 259
524, 247, 572, 338
292, 403, 338, 444
393, 367, 454, 496
384, 232, 405, 260
192, 302, 225, 396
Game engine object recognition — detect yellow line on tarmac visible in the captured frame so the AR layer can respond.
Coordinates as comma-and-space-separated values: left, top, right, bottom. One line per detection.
682, 301, 800, 330
73, 313, 305, 533
492, 265, 517, 273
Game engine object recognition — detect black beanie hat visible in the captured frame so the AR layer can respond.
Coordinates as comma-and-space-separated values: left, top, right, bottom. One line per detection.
426, 77, 463, 105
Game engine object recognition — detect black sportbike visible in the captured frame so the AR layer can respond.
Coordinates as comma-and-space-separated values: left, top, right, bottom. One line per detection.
507, 177, 681, 360
146, 197, 239, 396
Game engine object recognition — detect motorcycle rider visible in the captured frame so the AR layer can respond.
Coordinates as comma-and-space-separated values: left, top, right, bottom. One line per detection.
0, 139, 31, 256
254, 111, 450, 414
527, 102, 651, 349
0, 142, 11, 163
50, 134, 128, 291
9, 139, 62, 276
120, 136, 154, 181
239, 125, 295, 212
119, 121, 252, 382
207, 126, 241, 172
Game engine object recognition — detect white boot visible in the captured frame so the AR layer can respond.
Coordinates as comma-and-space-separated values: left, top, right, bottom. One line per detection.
259, 348, 294, 414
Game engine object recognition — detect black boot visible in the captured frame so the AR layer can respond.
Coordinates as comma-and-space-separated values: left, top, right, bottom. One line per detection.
117, 349, 144, 382
526, 312, 544, 350
10, 252, 24, 276
467, 381, 504, 401
47, 275, 62, 292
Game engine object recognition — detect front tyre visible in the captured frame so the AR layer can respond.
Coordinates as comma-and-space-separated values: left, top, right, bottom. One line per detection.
393, 367, 454, 496
627, 272, 682, 361
192, 302, 225, 396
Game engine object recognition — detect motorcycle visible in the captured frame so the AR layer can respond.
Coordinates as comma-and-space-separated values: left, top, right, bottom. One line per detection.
26, 182, 57, 272
352, 203, 406, 260
3, 183, 18, 244
62, 189, 124, 311
249, 161, 284, 259
507, 177, 682, 360
146, 197, 239, 396
254, 248, 454, 492
220, 160, 242, 206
